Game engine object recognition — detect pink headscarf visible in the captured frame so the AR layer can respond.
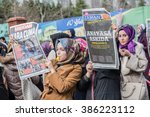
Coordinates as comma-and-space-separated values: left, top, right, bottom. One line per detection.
76, 38, 88, 58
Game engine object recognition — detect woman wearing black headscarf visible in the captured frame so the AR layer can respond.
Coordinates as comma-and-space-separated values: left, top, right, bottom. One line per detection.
77, 39, 121, 100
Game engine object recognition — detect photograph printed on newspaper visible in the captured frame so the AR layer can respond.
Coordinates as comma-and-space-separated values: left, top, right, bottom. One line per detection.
9, 22, 49, 79
82, 8, 119, 69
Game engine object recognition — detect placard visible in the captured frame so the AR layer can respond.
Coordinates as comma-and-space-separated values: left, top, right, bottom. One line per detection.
10, 22, 49, 79
82, 8, 119, 69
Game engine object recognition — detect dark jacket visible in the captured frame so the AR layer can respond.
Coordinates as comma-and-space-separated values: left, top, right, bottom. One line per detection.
0, 52, 23, 100
77, 69, 121, 100
74, 41, 121, 100
0, 42, 7, 56
0, 67, 9, 100
0, 42, 9, 99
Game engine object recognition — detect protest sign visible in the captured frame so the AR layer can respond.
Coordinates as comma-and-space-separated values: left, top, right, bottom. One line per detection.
82, 8, 119, 69
10, 22, 49, 79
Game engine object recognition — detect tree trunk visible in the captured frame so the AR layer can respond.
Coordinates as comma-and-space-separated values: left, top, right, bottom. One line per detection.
128, 0, 136, 8
39, 5, 45, 22
113, 0, 119, 10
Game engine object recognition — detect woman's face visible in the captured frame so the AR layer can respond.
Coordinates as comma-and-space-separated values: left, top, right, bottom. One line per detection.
49, 41, 54, 49
56, 42, 67, 62
137, 25, 142, 34
118, 30, 129, 45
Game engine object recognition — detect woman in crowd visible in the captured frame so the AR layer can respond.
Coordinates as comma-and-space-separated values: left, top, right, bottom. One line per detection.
41, 40, 51, 58
0, 41, 9, 100
74, 23, 121, 100
118, 24, 149, 99
73, 37, 89, 100
0, 42, 23, 100
75, 41, 121, 100
47, 32, 70, 60
77, 62, 121, 100
41, 38, 84, 100
137, 24, 150, 82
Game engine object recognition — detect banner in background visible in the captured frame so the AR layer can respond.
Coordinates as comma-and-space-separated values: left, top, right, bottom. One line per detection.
38, 21, 57, 42
38, 17, 84, 41
0, 10, 125, 43
0, 23, 9, 42
57, 16, 83, 31
38, 10, 125, 42
10, 22, 49, 79
82, 8, 119, 69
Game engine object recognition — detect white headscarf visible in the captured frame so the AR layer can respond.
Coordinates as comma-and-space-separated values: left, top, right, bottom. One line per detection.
140, 24, 146, 30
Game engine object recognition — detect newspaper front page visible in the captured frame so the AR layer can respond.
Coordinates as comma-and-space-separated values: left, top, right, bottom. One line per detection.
10, 22, 49, 79
82, 8, 119, 69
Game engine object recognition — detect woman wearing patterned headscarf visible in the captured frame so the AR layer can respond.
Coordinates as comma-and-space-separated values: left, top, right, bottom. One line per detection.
118, 24, 149, 100
41, 38, 84, 100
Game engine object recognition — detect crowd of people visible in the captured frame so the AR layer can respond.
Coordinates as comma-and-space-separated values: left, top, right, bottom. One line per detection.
0, 24, 150, 100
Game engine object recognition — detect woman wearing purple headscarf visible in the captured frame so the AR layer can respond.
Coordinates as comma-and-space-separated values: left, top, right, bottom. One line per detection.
41, 41, 51, 57
118, 24, 149, 100
41, 40, 56, 61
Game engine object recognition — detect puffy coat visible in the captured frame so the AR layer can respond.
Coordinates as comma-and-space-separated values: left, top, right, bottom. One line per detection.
0, 52, 23, 100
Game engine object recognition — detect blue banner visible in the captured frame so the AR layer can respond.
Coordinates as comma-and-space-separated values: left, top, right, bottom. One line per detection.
57, 16, 83, 31
39, 10, 126, 32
